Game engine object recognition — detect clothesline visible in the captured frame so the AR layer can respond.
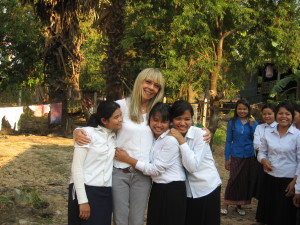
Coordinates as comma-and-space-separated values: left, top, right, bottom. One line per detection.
0, 103, 62, 131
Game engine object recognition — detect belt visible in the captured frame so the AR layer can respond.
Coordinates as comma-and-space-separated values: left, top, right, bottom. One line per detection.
119, 166, 136, 173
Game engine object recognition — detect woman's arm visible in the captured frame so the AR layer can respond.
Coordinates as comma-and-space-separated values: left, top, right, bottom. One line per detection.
253, 125, 262, 151
257, 135, 272, 172
169, 128, 207, 173
115, 148, 138, 167
202, 127, 212, 144
116, 137, 179, 176
71, 147, 90, 220
73, 129, 91, 145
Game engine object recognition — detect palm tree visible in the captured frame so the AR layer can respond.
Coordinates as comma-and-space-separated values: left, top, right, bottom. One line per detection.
270, 70, 300, 101
20, 0, 127, 133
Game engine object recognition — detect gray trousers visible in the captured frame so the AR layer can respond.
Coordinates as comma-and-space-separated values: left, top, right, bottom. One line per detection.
112, 167, 152, 225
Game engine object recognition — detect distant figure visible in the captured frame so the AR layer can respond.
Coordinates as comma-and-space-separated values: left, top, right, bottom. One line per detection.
221, 99, 258, 216
253, 103, 277, 224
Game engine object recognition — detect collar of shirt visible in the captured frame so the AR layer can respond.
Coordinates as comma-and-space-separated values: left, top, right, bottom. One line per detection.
266, 121, 278, 128
157, 129, 171, 140
184, 127, 195, 140
271, 124, 298, 135
95, 125, 116, 137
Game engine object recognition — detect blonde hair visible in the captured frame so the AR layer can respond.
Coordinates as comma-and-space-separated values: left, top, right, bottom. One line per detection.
129, 68, 165, 123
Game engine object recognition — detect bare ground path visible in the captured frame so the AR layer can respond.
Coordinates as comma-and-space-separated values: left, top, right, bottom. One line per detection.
0, 135, 257, 225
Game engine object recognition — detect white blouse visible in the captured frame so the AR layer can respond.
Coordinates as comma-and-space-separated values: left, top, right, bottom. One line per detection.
135, 129, 186, 184
114, 98, 154, 169
253, 121, 277, 151
257, 125, 300, 178
70, 126, 116, 204
180, 126, 221, 198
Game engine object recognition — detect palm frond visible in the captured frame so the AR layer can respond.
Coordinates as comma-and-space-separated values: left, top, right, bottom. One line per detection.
269, 76, 294, 98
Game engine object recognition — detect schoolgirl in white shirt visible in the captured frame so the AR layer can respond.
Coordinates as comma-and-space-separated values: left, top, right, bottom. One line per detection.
257, 101, 300, 225
68, 101, 122, 225
168, 100, 222, 225
253, 103, 277, 225
115, 102, 187, 225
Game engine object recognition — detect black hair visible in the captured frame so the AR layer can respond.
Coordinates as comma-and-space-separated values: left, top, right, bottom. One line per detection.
294, 104, 300, 113
231, 99, 251, 126
87, 101, 120, 128
275, 101, 295, 120
148, 102, 171, 124
261, 103, 276, 113
170, 100, 194, 120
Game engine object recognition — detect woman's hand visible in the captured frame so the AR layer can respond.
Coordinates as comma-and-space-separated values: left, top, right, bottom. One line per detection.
225, 161, 230, 171
115, 148, 130, 163
261, 158, 273, 172
169, 128, 186, 145
202, 127, 212, 144
79, 203, 90, 220
73, 129, 90, 145
293, 194, 300, 207
285, 177, 296, 197
249, 118, 255, 126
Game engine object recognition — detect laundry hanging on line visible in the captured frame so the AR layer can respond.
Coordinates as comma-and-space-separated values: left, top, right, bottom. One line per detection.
0, 107, 24, 131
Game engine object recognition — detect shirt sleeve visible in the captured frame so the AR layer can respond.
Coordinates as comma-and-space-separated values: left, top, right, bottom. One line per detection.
135, 137, 179, 176
72, 147, 89, 204
180, 129, 208, 173
253, 125, 262, 151
257, 134, 268, 163
295, 134, 300, 193
73, 127, 92, 148
225, 120, 233, 161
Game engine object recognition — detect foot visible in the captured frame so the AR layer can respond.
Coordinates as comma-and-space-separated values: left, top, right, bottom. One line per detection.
236, 207, 246, 216
220, 208, 228, 215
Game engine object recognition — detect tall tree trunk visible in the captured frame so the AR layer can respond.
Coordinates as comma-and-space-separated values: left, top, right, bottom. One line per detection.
103, 0, 127, 100
38, 0, 82, 135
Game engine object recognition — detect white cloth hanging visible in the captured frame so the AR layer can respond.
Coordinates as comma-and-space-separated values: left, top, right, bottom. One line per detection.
3, 107, 24, 131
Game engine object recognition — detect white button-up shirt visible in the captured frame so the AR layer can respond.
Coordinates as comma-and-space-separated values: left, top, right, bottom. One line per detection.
70, 126, 116, 204
135, 129, 186, 184
180, 126, 221, 198
254, 121, 278, 151
257, 124, 300, 178
114, 98, 154, 169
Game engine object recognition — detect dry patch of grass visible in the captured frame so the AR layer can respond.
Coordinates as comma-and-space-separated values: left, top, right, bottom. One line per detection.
0, 134, 258, 225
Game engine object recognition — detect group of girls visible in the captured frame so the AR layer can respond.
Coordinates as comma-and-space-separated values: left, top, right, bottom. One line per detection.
222, 99, 300, 225
69, 68, 221, 225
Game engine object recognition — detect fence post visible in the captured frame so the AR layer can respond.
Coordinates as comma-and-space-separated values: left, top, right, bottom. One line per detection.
18, 90, 22, 106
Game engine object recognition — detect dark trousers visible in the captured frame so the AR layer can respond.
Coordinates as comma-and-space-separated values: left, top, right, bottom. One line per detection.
68, 183, 112, 225
185, 186, 221, 225
147, 181, 186, 225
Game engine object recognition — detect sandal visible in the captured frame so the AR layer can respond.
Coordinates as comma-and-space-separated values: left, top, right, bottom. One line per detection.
220, 208, 228, 215
236, 207, 246, 216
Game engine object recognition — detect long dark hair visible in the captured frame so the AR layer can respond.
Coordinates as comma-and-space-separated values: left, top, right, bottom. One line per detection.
232, 99, 251, 126
87, 101, 120, 128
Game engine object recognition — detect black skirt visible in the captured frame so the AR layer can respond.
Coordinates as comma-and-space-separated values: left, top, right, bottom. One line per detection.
256, 173, 297, 225
68, 183, 112, 225
147, 181, 186, 225
185, 186, 221, 225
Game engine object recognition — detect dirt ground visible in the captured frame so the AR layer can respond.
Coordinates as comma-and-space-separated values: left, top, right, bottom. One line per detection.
0, 134, 258, 225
